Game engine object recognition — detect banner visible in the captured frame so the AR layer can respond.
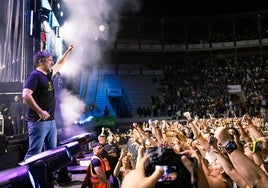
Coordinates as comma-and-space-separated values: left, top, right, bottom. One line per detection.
227, 85, 241, 93
107, 88, 122, 97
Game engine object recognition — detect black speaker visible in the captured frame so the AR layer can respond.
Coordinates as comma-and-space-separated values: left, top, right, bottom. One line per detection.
0, 134, 7, 155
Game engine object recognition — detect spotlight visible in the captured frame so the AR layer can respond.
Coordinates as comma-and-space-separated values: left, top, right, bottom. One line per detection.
59, 132, 95, 146
98, 24, 106, 31
57, 133, 95, 185
74, 115, 94, 125
96, 24, 109, 40
39, 8, 51, 33
18, 141, 81, 188
0, 166, 34, 188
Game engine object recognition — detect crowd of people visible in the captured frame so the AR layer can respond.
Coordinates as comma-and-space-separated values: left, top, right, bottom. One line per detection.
80, 110, 268, 188
143, 55, 268, 121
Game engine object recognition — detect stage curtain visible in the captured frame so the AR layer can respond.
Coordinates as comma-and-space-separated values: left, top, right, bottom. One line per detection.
0, 0, 26, 82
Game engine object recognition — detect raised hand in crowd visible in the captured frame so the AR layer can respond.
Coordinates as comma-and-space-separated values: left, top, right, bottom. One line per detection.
214, 127, 268, 188
121, 146, 163, 188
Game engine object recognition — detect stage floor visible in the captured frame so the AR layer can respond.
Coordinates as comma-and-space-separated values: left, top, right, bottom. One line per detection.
55, 153, 91, 188
55, 173, 85, 188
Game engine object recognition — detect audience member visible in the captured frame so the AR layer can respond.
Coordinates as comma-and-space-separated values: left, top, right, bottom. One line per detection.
120, 146, 163, 188
214, 126, 268, 187
104, 129, 121, 188
98, 110, 268, 188
113, 147, 135, 186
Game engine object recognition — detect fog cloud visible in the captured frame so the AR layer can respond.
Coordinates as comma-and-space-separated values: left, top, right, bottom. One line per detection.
60, 0, 142, 76
57, 0, 142, 134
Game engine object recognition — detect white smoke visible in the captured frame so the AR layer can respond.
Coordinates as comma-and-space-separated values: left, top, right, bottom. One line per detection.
59, 0, 142, 77
56, 0, 142, 134
59, 89, 86, 135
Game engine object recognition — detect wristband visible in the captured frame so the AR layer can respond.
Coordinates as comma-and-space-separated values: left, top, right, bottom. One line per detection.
221, 140, 237, 154
252, 140, 262, 153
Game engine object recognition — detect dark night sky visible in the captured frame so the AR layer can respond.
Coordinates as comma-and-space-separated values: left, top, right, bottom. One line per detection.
136, 0, 268, 17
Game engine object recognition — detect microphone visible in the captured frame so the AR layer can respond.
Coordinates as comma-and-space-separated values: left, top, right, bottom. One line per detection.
35, 109, 52, 124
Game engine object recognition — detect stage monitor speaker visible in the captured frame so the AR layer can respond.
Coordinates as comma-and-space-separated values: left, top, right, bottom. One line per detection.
0, 165, 34, 188
0, 134, 7, 155
19, 142, 81, 188
59, 132, 95, 146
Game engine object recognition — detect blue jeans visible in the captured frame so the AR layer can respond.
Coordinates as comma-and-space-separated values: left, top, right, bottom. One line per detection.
24, 120, 57, 160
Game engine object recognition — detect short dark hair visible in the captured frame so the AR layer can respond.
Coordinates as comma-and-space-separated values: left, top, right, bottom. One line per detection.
98, 134, 106, 138
34, 50, 52, 65
92, 142, 102, 148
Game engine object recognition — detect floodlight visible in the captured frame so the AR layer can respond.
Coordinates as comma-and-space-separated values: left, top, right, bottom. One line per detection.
18, 141, 81, 188
0, 166, 34, 188
59, 132, 95, 146
56, 133, 95, 184
39, 7, 52, 33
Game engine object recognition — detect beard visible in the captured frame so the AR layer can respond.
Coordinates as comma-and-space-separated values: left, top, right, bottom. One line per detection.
42, 63, 52, 73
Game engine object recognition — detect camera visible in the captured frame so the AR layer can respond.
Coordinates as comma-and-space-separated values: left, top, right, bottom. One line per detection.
145, 147, 198, 188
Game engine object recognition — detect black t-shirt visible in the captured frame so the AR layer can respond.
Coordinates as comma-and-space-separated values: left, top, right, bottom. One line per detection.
91, 157, 102, 175
91, 156, 110, 179
24, 70, 55, 122
104, 143, 120, 170
9, 101, 24, 117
